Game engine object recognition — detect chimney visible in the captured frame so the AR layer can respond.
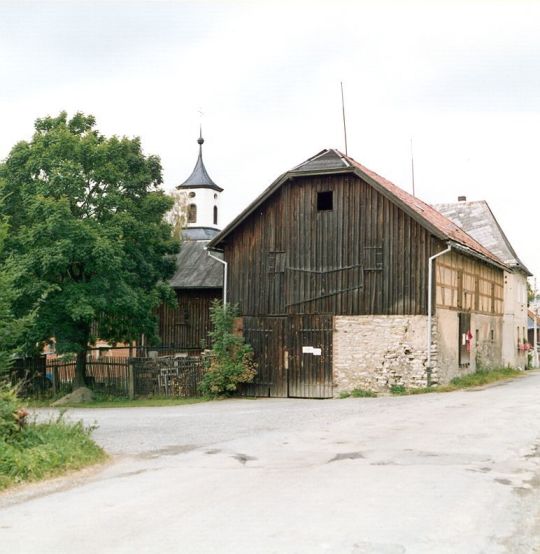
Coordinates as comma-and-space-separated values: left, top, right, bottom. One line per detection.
458, 196, 467, 202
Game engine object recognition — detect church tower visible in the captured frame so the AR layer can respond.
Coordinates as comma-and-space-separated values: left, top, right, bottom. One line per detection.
177, 130, 223, 236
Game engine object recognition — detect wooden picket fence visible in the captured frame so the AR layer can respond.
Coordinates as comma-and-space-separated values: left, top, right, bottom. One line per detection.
12, 355, 206, 399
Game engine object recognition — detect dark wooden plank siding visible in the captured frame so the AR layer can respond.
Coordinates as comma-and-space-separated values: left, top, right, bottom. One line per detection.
157, 289, 221, 350
224, 173, 440, 317
240, 316, 287, 398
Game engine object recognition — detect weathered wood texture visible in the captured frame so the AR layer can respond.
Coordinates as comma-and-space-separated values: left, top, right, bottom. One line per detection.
240, 314, 333, 399
435, 251, 504, 314
157, 288, 221, 350
224, 173, 442, 316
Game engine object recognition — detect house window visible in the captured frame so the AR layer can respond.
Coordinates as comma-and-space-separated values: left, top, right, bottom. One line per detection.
317, 191, 333, 211
188, 191, 196, 198
213, 206, 218, 225
188, 204, 197, 223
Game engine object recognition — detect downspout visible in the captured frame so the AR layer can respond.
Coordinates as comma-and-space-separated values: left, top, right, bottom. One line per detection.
205, 247, 228, 306
427, 244, 452, 385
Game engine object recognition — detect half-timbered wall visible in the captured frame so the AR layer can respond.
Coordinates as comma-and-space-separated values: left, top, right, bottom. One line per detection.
435, 251, 504, 315
157, 289, 221, 350
224, 173, 442, 316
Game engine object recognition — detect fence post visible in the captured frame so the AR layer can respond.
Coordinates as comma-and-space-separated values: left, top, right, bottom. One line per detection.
128, 361, 135, 399
52, 365, 59, 395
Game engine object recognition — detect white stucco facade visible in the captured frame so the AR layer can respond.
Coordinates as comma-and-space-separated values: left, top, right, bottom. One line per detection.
502, 271, 529, 369
182, 187, 221, 230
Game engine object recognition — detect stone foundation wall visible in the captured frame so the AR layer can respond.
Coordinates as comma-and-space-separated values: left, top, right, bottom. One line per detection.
333, 315, 436, 394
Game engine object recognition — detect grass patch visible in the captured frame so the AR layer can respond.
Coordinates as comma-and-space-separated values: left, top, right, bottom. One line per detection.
389, 367, 523, 396
442, 367, 523, 391
340, 388, 378, 398
0, 416, 106, 491
27, 395, 207, 409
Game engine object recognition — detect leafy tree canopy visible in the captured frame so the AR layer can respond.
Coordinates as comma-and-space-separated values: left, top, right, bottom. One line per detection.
0, 112, 179, 384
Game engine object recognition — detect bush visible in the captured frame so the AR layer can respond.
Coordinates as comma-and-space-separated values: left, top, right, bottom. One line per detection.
0, 382, 105, 490
199, 301, 256, 397
0, 383, 22, 438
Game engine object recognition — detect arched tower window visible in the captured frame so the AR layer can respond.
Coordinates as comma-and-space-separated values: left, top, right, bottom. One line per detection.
188, 203, 197, 224
213, 205, 218, 225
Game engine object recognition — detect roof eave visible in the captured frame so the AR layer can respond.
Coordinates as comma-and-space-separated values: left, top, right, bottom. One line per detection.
447, 241, 508, 272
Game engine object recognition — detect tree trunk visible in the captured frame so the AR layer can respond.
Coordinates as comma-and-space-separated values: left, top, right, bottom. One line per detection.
73, 349, 87, 389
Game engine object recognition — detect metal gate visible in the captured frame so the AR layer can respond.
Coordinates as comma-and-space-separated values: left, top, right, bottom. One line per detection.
241, 315, 333, 399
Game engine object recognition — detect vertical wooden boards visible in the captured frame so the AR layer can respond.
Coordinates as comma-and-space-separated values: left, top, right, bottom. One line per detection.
241, 314, 333, 399
223, 172, 440, 317
157, 288, 221, 350
288, 314, 333, 399
241, 316, 287, 398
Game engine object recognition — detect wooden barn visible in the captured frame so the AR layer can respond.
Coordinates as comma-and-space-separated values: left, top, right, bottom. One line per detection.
207, 149, 510, 397
157, 133, 224, 352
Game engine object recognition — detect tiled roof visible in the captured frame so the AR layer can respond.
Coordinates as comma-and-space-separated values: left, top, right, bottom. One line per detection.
339, 152, 504, 266
433, 200, 530, 275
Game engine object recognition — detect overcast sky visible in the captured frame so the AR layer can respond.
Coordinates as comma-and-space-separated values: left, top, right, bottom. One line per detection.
1, 0, 539, 281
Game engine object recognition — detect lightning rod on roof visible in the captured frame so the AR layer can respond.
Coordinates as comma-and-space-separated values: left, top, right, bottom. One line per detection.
340, 81, 348, 156
410, 137, 416, 197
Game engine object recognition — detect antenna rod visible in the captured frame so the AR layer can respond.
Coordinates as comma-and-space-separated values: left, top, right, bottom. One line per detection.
340, 81, 348, 156
410, 137, 416, 197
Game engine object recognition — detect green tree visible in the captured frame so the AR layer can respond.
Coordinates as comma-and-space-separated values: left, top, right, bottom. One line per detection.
0, 112, 179, 387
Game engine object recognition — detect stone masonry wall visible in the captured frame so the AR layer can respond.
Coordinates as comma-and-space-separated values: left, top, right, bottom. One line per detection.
333, 315, 438, 394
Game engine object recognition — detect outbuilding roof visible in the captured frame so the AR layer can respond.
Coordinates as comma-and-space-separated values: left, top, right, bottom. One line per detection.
209, 148, 507, 270
433, 200, 531, 275
169, 239, 223, 289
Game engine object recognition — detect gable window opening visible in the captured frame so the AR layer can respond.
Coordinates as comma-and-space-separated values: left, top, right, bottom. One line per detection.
213, 205, 218, 225
317, 190, 333, 211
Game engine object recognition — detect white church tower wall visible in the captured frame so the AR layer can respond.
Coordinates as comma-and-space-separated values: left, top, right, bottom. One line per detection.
177, 131, 223, 232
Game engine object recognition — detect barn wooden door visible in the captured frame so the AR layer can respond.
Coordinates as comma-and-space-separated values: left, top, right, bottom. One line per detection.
241, 316, 288, 397
288, 315, 333, 398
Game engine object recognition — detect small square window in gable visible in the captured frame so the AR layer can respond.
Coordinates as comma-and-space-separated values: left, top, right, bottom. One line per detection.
317, 190, 333, 211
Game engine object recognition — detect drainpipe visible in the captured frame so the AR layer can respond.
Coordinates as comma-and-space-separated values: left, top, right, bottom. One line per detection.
427, 244, 452, 385
205, 247, 228, 306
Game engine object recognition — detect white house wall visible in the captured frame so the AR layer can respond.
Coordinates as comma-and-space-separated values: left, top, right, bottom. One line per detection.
502, 271, 529, 369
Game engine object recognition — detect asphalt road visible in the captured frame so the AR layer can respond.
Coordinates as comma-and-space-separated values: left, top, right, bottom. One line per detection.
3, 373, 540, 553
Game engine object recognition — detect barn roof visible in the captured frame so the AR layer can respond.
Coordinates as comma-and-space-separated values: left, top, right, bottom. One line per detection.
169, 239, 223, 289
209, 148, 508, 270
434, 200, 531, 275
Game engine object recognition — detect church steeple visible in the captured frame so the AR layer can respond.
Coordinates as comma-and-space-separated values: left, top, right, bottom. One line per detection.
178, 129, 223, 193
177, 131, 223, 231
